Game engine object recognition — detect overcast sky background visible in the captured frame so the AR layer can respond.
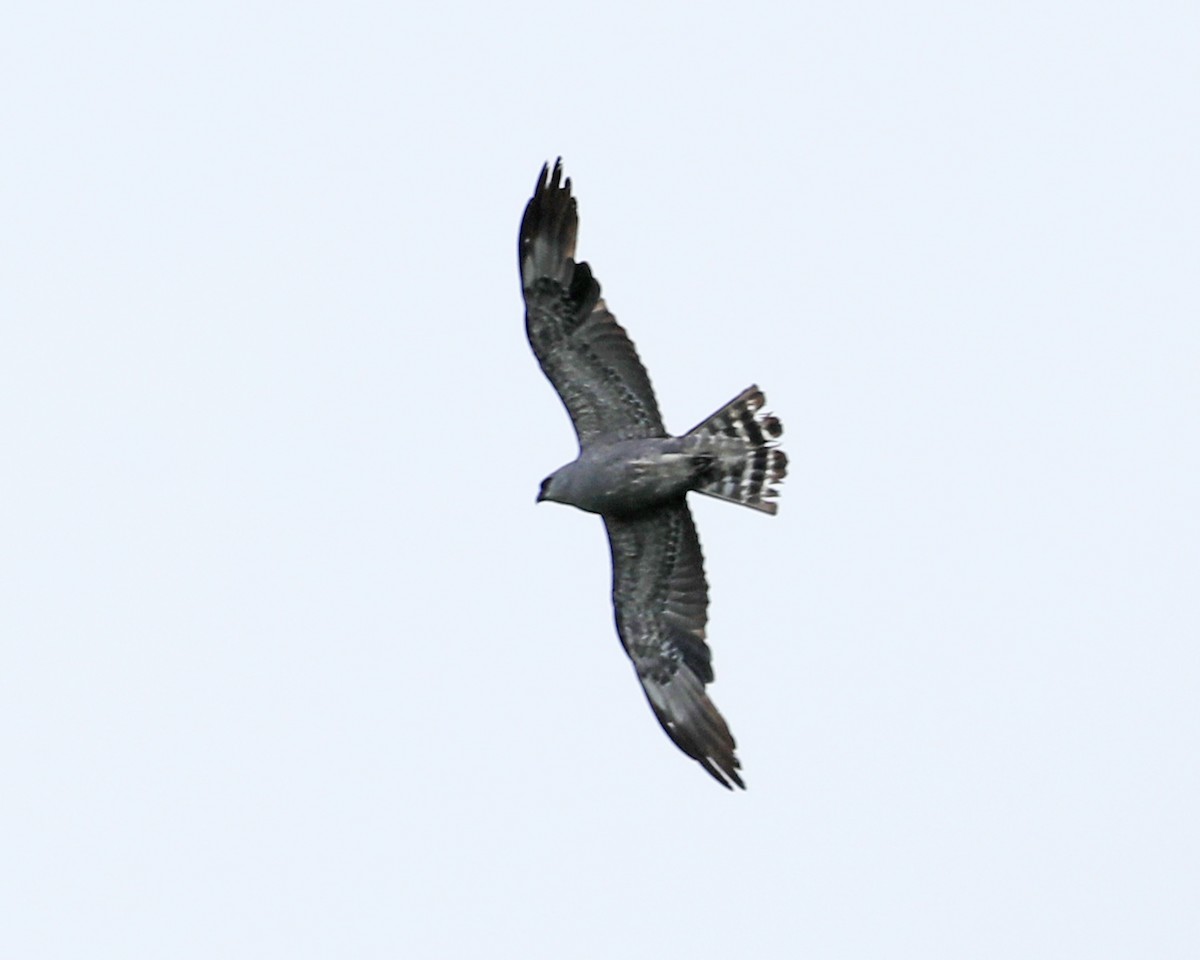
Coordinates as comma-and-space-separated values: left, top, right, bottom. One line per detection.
3, 2, 1198, 957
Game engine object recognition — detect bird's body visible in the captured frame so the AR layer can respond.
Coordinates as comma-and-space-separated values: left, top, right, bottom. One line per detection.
539, 438, 704, 516
520, 160, 786, 789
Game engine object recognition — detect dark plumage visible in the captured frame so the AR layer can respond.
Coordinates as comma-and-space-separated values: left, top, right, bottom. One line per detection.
520, 160, 786, 789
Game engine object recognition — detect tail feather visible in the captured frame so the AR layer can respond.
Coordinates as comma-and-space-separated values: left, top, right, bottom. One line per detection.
687, 386, 787, 515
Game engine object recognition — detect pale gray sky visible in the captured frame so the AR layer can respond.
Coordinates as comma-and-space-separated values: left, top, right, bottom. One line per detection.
3, 2, 1198, 957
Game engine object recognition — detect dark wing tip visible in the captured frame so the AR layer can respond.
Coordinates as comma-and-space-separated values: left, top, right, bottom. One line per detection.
706, 758, 746, 791
701, 731, 746, 790
690, 733, 745, 791
643, 668, 746, 790
532, 156, 568, 199
520, 158, 578, 281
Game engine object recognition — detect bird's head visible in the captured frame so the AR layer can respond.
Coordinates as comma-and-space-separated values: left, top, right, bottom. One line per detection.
536, 473, 559, 504
536, 464, 575, 506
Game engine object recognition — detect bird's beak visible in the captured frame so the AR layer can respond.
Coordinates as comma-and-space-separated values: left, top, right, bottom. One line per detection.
536, 490, 546, 503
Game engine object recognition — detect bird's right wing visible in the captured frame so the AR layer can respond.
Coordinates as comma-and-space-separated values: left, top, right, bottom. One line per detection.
605, 502, 744, 789
520, 160, 666, 448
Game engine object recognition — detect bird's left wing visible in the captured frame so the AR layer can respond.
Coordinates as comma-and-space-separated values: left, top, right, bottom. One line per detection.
520, 160, 666, 448
605, 503, 744, 789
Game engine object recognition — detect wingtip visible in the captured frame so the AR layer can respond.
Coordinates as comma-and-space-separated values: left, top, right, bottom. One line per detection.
702, 756, 746, 790
521, 158, 580, 283
644, 668, 746, 791
534, 157, 569, 196
527, 158, 573, 211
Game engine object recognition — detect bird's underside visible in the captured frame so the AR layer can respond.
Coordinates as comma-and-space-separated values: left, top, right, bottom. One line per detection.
519, 159, 786, 790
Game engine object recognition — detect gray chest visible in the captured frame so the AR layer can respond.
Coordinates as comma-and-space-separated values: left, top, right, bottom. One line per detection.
566, 440, 700, 516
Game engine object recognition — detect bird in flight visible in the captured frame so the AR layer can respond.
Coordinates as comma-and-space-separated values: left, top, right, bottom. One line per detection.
519, 160, 786, 789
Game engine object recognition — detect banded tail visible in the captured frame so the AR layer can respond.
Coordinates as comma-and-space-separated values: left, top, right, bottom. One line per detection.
687, 386, 787, 515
